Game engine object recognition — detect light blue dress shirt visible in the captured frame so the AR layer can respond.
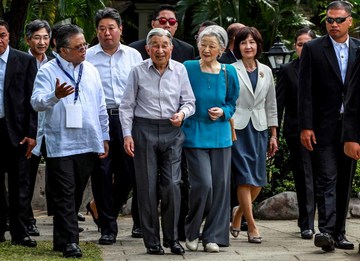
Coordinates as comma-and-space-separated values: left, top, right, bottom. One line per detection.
31, 55, 109, 157
86, 43, 142, 109
0, 46, 9, 118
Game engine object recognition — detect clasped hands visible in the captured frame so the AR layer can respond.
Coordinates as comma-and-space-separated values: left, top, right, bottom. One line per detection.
208, 107, 223, 121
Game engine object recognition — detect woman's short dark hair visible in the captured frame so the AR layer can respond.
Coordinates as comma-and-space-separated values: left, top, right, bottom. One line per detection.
233, 26, 263, 60
294, 27, 316, 43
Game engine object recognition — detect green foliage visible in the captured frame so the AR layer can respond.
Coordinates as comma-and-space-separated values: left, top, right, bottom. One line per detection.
0, 241, 101, 261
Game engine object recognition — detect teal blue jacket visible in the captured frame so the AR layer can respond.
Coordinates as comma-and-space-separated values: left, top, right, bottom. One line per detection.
182, 60, 239, 148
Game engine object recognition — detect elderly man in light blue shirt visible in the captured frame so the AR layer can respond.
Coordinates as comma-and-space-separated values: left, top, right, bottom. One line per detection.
31, 24, 109, 258
120, 28, 195, 256
85, 7, 143, 245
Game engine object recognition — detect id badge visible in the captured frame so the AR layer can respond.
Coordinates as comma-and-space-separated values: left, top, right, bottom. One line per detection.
65, 104, 83, 128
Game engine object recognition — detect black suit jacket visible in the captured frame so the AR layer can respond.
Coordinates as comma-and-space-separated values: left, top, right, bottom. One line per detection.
129, 38, 195, 63
4, 48, 37, 147
342, 50, 360, 142
218, 50, 237, 64
276, 59, 300, 139
299, 35, 360, 145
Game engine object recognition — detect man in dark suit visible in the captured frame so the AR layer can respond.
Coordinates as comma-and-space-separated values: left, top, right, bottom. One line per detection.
129, 4, 195, 63
0, 19, 38, 247
218, 23, 245, 64
24, 18, 53, 238
298, 1, 360, 252
129, 4, 195, 241
277, 28, 316, 240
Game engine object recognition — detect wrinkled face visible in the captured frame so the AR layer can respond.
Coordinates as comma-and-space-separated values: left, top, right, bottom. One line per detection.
198, 35, 222, 63
61, 33, 87, 66
326, 8, 352, 43
0, 25, 9, 55
295, 33, 313, 57
97, 18, 122, 51
151, 10, 178, 37
26, 28, 50, 57
146, 35, 173, 69
239, 34, 257, 60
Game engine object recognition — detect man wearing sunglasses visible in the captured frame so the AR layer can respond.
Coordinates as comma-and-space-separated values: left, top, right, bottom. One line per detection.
299, 0, 360, 252
129, 4, 195, 63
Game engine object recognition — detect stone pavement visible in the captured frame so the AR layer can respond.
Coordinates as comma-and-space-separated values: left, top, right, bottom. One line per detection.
15, 211, 360, 260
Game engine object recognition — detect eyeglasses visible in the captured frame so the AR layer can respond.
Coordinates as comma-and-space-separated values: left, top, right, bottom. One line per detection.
155, 17, 177, 26
64, 43, 89, 52
326, 15, 350, 24
32, 35, 50, 41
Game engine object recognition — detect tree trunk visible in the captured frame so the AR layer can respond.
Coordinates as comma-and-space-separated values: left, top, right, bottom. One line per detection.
4, 0, 30, 49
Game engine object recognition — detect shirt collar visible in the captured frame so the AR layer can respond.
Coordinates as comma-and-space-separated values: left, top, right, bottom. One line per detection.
329, 35, 349, 48
147, 58, 173, 71
57, 54, 80, 70
0, 45, 10, 64
94, 42, 123, 55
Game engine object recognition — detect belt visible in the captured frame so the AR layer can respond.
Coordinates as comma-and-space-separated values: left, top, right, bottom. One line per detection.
107, 108, 119, 116
134, 117, 171, 125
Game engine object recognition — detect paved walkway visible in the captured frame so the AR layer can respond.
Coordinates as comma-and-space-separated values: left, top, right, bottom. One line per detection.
20, 211, 360, 260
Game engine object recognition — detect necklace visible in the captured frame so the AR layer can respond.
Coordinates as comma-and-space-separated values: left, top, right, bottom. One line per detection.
245, 66, 257, 73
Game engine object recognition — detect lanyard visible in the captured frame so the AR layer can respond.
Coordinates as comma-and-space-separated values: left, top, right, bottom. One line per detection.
56, 58, 83, 104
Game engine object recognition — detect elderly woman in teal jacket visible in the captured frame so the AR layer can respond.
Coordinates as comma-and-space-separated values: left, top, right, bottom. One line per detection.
182, 25, 239, 253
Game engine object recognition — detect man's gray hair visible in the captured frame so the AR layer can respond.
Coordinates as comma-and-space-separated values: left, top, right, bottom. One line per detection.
198, 25, 228, 50
146, 28, 173, 46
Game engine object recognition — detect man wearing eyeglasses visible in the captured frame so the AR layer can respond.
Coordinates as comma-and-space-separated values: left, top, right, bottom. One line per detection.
299, 0, 360, 252
31, 24, 109, 258
23, 19, 53, 239
0, 19, 38, 248
129, 4, 195, 63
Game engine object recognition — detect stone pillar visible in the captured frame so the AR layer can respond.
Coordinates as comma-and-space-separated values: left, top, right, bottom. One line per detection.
134, 3, 159, 39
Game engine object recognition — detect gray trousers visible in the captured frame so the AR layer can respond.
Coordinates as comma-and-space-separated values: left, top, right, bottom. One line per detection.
132, 117, 184, 248
184, 147, 231, 247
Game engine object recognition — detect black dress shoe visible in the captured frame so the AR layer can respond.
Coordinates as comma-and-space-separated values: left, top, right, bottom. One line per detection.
77, 213, 86, 222
99, 234, 116, 245
163, 240, 185, 255
334, 234, 354, 249
146, 245, 165, 255
0, 234, 5, 242
63, 243, 82, 258
131, 224, 143, 238
11, 236, 37, 247
301, 229, 313, 239
314, 233, 334, 252
28, 224, 40, 236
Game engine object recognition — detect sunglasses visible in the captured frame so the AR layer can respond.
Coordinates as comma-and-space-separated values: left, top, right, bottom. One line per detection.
156, 17, 177, 26
325, 15, 350, 24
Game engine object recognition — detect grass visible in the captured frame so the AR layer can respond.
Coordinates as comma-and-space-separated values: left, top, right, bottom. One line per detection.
0, 241, 102, 261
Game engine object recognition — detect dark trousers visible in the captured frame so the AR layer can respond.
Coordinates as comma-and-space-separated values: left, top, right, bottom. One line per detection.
0, 118, 31, 241
24, 155, 41, 226
91, 113, 138, 236
47, 153, 95, 247
312, 119, 356, 236
133, 117, 183, 248
286, 137, 315, 231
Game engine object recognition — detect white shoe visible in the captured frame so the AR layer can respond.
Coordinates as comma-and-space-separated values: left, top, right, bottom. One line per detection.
185, 238, 199, 251
204, 242, 219, 253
